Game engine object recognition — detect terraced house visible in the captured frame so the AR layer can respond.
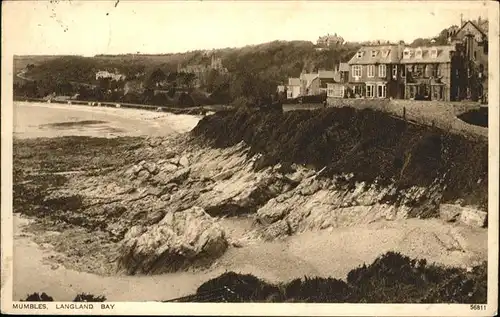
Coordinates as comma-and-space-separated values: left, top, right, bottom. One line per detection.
347, 44, 405, 99
338, 19, 488, 102
400, 45, 463, 101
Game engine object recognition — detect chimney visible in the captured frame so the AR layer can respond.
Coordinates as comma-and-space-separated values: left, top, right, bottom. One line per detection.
460, 13, 464, 26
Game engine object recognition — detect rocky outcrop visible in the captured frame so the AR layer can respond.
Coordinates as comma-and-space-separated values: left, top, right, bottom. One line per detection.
14, 131, 488, 277
254, 169, 447, 238
440, 204, 487, 227
116, 206, 227, 275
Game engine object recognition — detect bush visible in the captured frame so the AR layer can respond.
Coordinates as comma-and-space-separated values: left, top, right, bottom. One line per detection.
179, 252, 487, 303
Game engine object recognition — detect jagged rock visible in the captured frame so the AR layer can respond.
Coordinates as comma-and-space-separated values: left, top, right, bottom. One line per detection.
161, 163, 178, 172
261, 220, 290, 240
212, 170, 234, 182
168, 157, 180, 166
257, 198, 288, 224
155, 167, 190, 185
116, 206, 228, 275
439, 204, 462, 222
459, 207, 487, 227
299, 178, 321, 196
179, 156, 190, 168
136, 169, 150, 181
143, 162, 158, 174
145, 210, 164, 225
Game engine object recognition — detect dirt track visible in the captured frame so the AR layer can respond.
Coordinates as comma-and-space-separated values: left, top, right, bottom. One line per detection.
11, 102, 488, 302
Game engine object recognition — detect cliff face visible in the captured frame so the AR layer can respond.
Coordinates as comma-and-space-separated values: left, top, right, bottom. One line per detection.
13, 107, 488, 276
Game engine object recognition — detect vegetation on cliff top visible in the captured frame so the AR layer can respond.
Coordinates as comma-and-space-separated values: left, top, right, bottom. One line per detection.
185, 252, 487, 303
192, 107, 488, 209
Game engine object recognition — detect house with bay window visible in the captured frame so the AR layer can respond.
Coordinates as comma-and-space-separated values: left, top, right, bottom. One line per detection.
346, 44, 405, 99
399, 45, 465, 101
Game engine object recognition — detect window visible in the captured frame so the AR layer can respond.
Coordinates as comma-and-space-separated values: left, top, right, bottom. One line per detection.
371, 50, 377, 58
473, 51, 477, 60
354, 85, 363, 97
415, 49, 423, 59
430, 49, 438, 58
403, 49, 411, 59
366, 84, 375, 98
378, 64, 387, 78
383, 50, 390, 58
356, 51, 363, 58
432, 64, 439, 77
377, 84, 387, 98
415, 65, 424, 77
401, 66, 406, 78
392, 65, 398, 78
367, 65, 375, 77
352, 65, 362, 77
425, 64, 432, 78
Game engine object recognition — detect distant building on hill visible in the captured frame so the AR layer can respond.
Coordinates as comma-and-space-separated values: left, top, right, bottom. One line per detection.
316, 33, 344, 47
177, 55, 228, 88
95, 69, 126, 81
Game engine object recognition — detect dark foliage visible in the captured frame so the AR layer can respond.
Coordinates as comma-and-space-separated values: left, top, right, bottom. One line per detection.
21, 292, 107, 302
192, 107, 488, 208
22, 292, 54, 302
181, 252, 487, 303
195, 272, 281, 302
73, 293, 107, 302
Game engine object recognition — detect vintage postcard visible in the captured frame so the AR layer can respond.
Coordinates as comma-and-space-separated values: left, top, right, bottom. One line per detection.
1, 0, 499, 316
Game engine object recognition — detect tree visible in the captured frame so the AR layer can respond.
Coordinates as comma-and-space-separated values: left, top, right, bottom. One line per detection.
147, 68, 166, 88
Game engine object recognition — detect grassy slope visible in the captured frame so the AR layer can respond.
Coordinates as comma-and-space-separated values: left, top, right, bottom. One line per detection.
192, 107, 488, 210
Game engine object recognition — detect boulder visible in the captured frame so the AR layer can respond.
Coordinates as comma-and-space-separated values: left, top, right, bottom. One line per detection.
143, 162, 158, 174
116, 206, 228, 275
439, 204, 462, 222
459, 207, 487, 227
260, 220, 291, 240
136, 169, 150, 181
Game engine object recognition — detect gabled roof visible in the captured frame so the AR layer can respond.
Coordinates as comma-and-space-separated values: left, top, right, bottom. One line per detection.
457, 20, 487, 38
348, 45, 402, 65
300, 73, 319, 83
399, 45, 454, 64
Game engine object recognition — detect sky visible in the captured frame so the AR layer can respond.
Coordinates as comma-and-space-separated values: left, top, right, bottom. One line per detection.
3, 0, 491, 56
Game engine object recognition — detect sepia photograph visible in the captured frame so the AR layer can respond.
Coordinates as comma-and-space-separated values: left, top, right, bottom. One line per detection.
1, 0, 498, 315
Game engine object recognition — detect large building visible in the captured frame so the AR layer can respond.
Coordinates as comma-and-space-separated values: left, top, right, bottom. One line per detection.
334, 19, 488, 102
316, 33, 344, 47
347, 44, 405, 99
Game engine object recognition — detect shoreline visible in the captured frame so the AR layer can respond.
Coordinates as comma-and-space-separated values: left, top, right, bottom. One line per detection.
10, 101, 489, 302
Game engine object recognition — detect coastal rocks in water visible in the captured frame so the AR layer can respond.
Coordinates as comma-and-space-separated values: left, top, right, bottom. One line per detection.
116, 206, 228, 275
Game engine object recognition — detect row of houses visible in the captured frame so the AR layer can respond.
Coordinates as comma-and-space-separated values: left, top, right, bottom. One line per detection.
280, 20, 488, 103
